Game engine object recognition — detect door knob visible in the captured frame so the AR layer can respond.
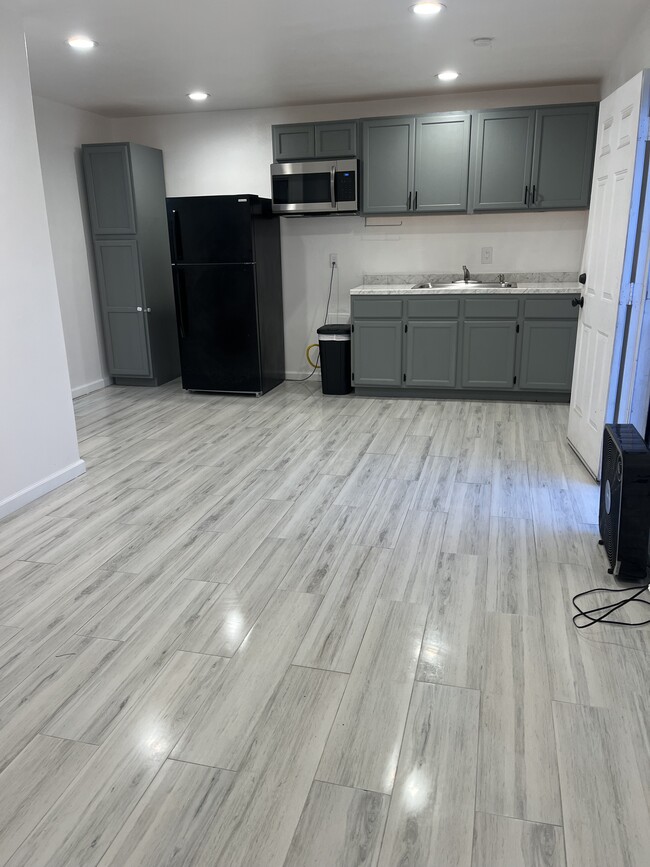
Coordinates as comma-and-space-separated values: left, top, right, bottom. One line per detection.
571, 297, 584, 308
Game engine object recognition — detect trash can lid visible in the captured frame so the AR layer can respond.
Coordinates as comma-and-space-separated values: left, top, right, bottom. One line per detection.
317, 324, 351, 335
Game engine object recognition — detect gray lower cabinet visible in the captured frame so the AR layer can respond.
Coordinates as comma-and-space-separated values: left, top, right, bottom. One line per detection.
351, 293, 579, 398
405, 321, 458, 387
462, 320, 518, 389
352, 320, 403, 386
361, 117, 415, 214
83, 142, 180, 386
519, 320, 577, 391
93, 240, 151, 376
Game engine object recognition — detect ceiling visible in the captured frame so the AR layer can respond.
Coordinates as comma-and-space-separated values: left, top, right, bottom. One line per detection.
23, 0, 647, 117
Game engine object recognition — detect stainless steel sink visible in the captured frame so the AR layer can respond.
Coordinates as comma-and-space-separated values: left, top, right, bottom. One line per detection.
413, 281, 517, 290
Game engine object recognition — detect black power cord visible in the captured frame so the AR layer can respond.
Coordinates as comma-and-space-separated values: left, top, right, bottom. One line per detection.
572, 582, 650, 629
293, 261, 336, 383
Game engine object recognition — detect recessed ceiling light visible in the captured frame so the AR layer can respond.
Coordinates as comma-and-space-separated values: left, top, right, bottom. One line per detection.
188, 91, 210, 101
66, 35, 96, 50
437, 70, 460, 82
410, 3, 446, 16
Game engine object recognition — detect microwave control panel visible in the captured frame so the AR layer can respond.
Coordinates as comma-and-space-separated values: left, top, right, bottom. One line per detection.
335, 171, 357, 202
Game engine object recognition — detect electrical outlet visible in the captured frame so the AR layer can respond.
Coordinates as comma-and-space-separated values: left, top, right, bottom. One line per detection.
329, 253, 338, 268
481, 246, 493, 265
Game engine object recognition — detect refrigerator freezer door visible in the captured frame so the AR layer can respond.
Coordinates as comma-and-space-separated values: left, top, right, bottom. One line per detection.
167, 196, 256, 264
173, 264, 262, 392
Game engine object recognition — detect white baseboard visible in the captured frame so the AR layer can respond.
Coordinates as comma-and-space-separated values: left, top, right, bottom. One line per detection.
0, 459, 86, 520
285, 371, 322, 381
71, 377, 111, 399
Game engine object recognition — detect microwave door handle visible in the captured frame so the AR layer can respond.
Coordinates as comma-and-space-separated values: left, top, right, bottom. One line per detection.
330, 165, 336, 209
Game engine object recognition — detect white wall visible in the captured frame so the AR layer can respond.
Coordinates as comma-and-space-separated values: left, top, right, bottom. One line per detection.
602, 4, 650, 97
111, 82, 595, 376
33, 97, 113, 397
0, 2, 83, 518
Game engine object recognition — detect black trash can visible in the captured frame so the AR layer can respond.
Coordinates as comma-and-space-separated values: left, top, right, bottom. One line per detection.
317, 324, 352, 395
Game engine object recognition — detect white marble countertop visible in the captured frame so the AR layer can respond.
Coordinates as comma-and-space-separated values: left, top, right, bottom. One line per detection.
350, 283, 581, 295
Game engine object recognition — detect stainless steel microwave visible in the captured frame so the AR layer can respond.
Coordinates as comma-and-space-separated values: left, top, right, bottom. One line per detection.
271, 159, 359, 215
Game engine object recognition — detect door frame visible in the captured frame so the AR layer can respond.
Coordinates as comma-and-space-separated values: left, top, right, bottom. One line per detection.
608, 71, 650, 436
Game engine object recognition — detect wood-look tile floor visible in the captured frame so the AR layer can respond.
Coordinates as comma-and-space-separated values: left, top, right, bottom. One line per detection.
0, 381, 648, 866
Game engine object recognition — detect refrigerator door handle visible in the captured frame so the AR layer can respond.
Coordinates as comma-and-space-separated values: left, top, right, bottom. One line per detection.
173, 269, 188, 338
171, 209, 183, 261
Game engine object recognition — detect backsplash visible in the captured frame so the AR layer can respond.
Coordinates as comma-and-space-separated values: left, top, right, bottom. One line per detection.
362, 271, 579, 285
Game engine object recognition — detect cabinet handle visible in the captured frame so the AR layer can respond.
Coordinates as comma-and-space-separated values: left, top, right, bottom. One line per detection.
524, 185, 529, 206
572, 296, 585, 308
531, 185, 537, 204
146, 307, 152, 313
414, 191, 418, 210
330, 165, 336, 209
136, 306, 143, 312
407, 191, 412, 210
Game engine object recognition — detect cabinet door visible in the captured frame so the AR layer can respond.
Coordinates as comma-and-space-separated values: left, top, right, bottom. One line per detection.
362, 117, 415, 214
530, 105, 597, 209
315, 122, 357, 158
471, 110, 535, 211
83, 144, 137, 234
461, 320, 517, 389
352, 320, 403, 386
414, 114, 471, 213
94, 240, 151, 376
405, 321, 458, 387
272, 124, 315, 161
519, 320, 577, 391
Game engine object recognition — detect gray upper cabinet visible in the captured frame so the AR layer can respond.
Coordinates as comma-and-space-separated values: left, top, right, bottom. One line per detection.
83, 144, 137, 234
413, 113, 471, 213
352, 319, 403, 386
530, 105, 597, 209
83, 142, 180, 386
471, 104, 597, 211
272, 125, 316, 161
362, 117, 415, 214
272, 121, 357, 161
315, 122, 357, 158
405, 321, 458, 387
472, 109, 536, 211
462, 320, 518, 389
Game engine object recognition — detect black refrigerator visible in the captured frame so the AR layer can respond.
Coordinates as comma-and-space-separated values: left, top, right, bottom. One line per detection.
166, 195, 285, 394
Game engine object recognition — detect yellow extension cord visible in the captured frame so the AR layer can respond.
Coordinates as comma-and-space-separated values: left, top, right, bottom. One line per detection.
306, 343, 320, 368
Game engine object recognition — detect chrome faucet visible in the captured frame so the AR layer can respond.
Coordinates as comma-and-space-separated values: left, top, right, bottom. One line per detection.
462, 265, 470, 282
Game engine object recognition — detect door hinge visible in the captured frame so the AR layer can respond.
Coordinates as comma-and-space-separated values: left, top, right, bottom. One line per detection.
403, 373, 406, 382
513, 375, 517, 385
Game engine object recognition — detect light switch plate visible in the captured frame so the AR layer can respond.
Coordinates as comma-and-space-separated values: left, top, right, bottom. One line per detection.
481, 246, 493, 265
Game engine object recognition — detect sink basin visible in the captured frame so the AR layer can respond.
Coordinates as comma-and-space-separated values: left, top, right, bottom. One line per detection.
413, 281, 517, 290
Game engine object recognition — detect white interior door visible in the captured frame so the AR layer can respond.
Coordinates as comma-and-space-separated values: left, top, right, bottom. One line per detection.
567, 71, 647, 478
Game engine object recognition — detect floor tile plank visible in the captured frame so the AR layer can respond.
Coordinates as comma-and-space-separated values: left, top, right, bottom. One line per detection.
316, 599, 427, 794
472, 812, 566, 867
378, 682, 479, 867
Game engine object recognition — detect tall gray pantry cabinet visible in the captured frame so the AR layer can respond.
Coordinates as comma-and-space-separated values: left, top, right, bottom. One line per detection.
82, 143, 180, 386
